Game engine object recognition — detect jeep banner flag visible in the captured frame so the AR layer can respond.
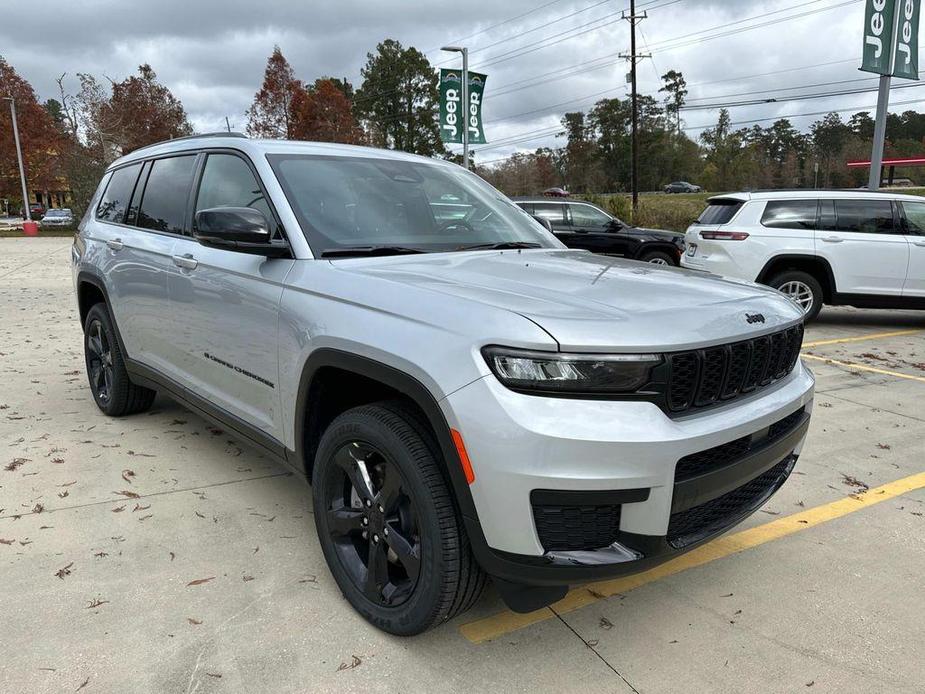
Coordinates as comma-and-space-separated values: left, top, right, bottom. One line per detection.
893, 0, 921, 80
439, 69, 488, 145
861, 0, 898, 75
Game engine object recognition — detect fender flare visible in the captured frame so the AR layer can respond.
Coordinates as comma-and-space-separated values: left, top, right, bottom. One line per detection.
76, 270, 132, 358
292, 348, 481, 524
755, 254, 838, 297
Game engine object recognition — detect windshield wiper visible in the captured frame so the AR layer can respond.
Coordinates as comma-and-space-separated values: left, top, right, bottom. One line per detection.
320, 245, 427, 258
457, 241, 542, 251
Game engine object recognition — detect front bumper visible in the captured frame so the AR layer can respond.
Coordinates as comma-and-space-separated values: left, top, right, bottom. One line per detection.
442, 360, 814, 590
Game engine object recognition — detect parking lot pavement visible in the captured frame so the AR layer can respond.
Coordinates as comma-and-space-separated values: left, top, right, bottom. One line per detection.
2, 237, 923, 693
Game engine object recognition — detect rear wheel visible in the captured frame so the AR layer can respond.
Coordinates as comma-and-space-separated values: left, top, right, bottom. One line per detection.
768, 270, 823, 321
313, 402, 486, 635
641, 250, 676, 266
83, 303, 156, 416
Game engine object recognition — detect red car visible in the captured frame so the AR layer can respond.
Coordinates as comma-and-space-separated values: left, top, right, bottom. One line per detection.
542, 187, 570, 198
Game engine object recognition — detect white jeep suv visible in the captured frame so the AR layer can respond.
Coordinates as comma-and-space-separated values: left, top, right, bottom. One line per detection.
681, 190, 925, 320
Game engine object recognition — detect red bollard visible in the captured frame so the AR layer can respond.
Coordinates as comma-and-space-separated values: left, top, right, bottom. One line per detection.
22, 221, 39, 237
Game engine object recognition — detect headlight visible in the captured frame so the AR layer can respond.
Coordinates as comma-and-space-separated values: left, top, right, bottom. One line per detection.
482, 347, 661, 394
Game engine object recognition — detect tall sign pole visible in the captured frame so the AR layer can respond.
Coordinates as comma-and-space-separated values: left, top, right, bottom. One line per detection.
3, 97, 31, 222
862, 0, 920, 190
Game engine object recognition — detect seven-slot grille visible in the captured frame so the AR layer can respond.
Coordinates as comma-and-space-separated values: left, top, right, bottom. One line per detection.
667, 325, 803, 413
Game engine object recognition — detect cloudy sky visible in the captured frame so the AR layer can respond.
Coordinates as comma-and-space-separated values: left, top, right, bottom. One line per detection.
1, 0, 917, 163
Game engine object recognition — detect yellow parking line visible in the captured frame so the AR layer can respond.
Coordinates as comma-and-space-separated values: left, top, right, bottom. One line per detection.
802, 328, 923, 348
801, 353, 925, 383
459, 470, 925, 644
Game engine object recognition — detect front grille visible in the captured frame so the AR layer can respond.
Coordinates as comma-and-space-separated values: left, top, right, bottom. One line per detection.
667, 325, 803, 413
675, 407, 806, 481
532, 503, 621, 552
667, 457, 794, 549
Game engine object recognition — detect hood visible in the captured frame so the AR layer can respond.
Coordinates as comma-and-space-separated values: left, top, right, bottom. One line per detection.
332, 249, 803, 352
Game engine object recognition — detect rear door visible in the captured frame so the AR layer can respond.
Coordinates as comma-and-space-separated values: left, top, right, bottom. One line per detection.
897, 200, 925, 297
167, 151, 294, 440
816, 199, 909, 296
531, 202, 572, 244
90, 160, 181, 374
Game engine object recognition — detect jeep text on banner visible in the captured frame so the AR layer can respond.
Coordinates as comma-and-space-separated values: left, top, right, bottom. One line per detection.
861, 0, 898, 75
439, 69, 464, 144
466, 72, 488, 145
893, 0, 921, 80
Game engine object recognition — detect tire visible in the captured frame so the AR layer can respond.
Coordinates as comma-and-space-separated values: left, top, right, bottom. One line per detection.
768, 270, 823, 321
640, 250, 676, 266
83, 303, 156, 416
313, 401, 486, 635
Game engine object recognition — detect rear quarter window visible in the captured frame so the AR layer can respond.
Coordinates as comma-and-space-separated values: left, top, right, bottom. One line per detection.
760, 200, 818, 230
694, 199, 743, 225
96, 164, 142, 224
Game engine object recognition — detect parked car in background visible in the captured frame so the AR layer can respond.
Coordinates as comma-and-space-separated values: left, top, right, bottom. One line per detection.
514, 197, 685, 265
681, 190, 925, 320
72, 134, 813, 635
40, 208, 75, 228
665, 181, 702, 194
542, 187, 570, 197
18, 202, 46, 218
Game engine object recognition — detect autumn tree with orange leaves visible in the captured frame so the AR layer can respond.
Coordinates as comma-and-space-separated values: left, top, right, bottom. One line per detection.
291, 79, 364, 144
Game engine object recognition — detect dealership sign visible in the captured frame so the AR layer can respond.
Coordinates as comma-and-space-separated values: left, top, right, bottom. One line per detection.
861, 0, 920, 78
439, 69, 488, 144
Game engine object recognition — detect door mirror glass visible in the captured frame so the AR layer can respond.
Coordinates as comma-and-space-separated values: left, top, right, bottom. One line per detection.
194, 207, 287, 256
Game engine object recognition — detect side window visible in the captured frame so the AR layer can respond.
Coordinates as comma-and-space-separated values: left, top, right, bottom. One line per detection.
517, 203, 535, 215
137, 155, 198, 234
96, 164, 142, 223
900, 201, 925, 235
760, 200, 818, 230
125, 161, 151, 227
194, 153, 273, 226
818, 200, 837, 231
569, 204, 611, 228
834, 200, 895, 234
532, 203, 566, 225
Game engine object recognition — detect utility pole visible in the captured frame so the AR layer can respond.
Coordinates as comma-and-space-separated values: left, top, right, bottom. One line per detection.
3, 97, 31, 223
442, 45, 470, 169
621, 1, 649, 219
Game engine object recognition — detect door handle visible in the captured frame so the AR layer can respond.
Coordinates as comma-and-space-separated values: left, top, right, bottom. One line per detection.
821, 236, 843, 243
172, 254, 198, 270
106, 238, 124, 251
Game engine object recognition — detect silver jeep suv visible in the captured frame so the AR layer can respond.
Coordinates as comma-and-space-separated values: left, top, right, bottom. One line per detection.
72, 134, 814, 635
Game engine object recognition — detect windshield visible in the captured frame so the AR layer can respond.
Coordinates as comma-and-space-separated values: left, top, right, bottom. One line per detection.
267, 154, 561, 255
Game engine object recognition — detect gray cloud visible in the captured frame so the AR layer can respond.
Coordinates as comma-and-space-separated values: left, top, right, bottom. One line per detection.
0, 0, 903, 159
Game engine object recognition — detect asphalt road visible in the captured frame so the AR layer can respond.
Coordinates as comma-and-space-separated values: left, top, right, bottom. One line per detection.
1, 238, 923, 693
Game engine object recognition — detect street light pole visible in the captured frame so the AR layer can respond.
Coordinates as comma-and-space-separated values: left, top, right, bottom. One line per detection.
3, 97, 31, 222
441, 46, 469, 169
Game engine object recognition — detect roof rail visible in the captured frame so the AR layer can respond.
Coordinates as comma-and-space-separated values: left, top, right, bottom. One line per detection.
128, 131, 248, 155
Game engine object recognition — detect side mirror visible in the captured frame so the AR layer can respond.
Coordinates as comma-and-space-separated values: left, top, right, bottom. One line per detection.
194, 207, 289, 257
532, 215, 554, 232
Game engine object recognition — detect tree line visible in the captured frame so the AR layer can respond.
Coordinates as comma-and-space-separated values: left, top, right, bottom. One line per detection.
481, 69, 925, 196
4, 45, 925, 219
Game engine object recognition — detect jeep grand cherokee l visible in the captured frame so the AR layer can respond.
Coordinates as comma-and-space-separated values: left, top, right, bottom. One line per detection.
72, 134, 814, 635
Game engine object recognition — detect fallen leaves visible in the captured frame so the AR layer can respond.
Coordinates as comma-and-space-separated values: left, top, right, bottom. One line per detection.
4, 458, 29, 471
76, 676, 90, 691
55, 562, 74, 580
87, 597, 109, 609
186, 576, 215, 587
337, 655, 362, 672
599, 617, 613, 630
111, 506, 126, 513
113, 490, 140, 499
32, 503, 44, 514
0, 538, 14, 545
121, 469, 135, 483
187, 617, 202, 625
51, 457, 65, 464
841, 474, 869, 491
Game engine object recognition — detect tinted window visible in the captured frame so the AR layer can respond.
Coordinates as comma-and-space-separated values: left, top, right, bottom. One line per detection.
195, 154, 273, 225
569, 204, 611, 227
96, 164, 141, 223
695, 200, 743, 225
137, 155, 197, 234
901, 201, 925, 235
532, 203, 567, 225
516, 202, 535, 214
125, 161, 151, 227
834, 199, 895, 234
760, 200, 817, 230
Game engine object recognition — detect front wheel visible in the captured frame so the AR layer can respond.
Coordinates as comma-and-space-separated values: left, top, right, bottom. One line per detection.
313, 402, 486, 635
768, 270, 823, 321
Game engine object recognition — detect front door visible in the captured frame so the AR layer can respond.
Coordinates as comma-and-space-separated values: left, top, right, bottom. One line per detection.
167, 152, 294, 440
815, 199, 910, 296
567, 202, 632, 256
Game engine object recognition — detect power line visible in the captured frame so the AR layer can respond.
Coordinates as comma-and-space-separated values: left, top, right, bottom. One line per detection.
681, 80, 925, 111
